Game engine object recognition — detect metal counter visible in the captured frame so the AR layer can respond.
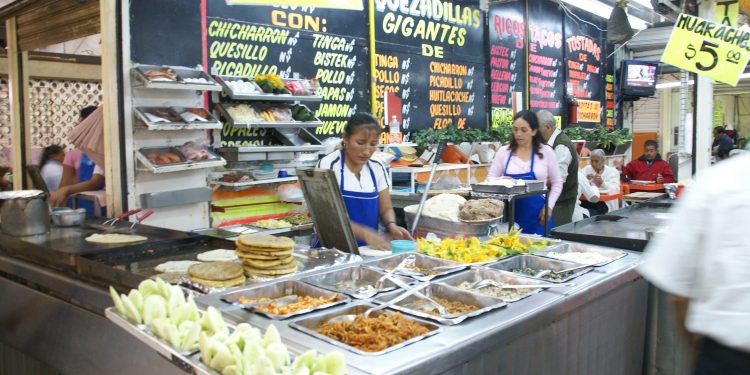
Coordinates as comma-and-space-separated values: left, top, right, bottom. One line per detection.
0, 221, 648, 375
551, 199, 674, 251
198, 251, 647, 375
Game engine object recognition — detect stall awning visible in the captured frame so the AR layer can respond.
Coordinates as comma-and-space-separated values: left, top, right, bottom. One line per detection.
0, 0, 100, 51
226, 0, 363, 11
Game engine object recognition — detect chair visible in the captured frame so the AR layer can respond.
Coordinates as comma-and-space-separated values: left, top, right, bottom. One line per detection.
667, 153, 680, 182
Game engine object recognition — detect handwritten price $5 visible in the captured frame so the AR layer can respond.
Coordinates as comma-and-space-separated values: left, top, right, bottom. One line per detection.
684, 40, 742, 71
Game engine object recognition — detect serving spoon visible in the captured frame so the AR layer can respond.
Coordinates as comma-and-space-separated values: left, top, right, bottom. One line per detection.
469, 279, 575, 290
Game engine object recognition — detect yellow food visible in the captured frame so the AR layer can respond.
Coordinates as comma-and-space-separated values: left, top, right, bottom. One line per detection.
238, 294, 337, 315
417, 230, 553, 263
254, 219, 293, 229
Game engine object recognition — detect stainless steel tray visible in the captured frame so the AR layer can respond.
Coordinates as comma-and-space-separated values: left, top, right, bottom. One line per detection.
289, 302, 441, 356
298, 266, 415, 299
525, 180, 546, 192
137, 146, 187, 166
471, 183, 526, 194
437, 268, 548, 303
221, 280, 349, 320
489, 254, 591, 283
132, 65, 222, 91
215, 75, 322, 102
403, 206, 502, 239
533, 242, 628, 266
373, 283, 507, 325
105, 308, 199, 358
363, 253, 466, 282
216, 103, 323, 129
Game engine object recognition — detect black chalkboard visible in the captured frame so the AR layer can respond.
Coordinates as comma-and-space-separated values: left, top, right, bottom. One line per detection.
373, 0, 487, 141
564, 13, 607, 126
205, 3, 371, 145
488, 1, 526, 128
130, 0, 203, 67
527, 0, 565, 123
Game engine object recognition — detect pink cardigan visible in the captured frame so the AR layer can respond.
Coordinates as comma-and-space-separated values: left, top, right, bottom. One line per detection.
488, 145, 563, 209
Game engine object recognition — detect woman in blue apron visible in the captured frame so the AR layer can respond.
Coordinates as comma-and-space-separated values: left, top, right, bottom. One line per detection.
488, 111, 563, 235
315, 113, 412, 250
50, 152, 105, 214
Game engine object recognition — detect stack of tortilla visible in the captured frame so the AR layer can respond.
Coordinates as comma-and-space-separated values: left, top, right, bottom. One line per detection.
187, 261, 245, 288
235, 233, 298, 277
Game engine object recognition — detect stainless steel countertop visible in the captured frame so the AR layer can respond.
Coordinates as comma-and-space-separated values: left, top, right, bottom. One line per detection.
197, 249, 642, 375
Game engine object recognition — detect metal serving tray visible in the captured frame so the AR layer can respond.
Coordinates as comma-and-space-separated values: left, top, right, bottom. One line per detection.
132, 65, 221, 91
135, 107, 186, 125
289, 302, 441, 356
217, 103, 322, 129
373, 283, 507, 325
105, 308, 198, 357
437, 268, 548, 303
215, 75, 322, 101
471, 182, 526, 194
298, 266, 415, 299
525, 180, 546, 192
489, 254, 592, 283
534, 242, 628, 266
363, 253, 466, 282
137, 146, 187, 166
221, 280, 349, 320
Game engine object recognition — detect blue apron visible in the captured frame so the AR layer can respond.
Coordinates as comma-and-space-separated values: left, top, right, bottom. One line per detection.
339, 151, 380, 246
311, 151, 380, 248
71, 154, 105, 217
503, 151, 553, 235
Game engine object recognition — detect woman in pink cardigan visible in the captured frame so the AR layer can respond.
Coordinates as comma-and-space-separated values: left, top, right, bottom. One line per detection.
488, 111, 563, 235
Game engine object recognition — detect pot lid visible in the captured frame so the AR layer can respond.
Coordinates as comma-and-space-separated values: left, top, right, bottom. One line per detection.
0, 190, 47, 199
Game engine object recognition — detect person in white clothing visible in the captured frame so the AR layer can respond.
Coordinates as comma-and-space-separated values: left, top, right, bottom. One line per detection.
638, 154, 750, 374
572, 170, 600, 222
39, 145, 65, 192
582, 149, 621, 213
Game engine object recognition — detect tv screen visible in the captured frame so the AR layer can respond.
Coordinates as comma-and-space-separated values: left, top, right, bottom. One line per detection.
620, 60, 659, 97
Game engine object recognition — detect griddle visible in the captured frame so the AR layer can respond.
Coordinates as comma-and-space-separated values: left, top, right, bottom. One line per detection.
551, 198, 675, 251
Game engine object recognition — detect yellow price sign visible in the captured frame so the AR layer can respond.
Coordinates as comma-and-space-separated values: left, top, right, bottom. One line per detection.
226, 0, 363, 10
716, 0, 739, 27
577, 100, 601, 123
662, 13, 750, 86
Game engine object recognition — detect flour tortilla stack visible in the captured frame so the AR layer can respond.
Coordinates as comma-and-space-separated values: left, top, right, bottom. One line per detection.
187, 261, 245, 288
235, 233, 298, 276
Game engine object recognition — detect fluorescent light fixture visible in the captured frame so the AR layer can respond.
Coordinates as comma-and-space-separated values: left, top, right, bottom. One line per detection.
630, 0, 654, 9
740, 73, 750, 79
558, 0, 649, 29
655, 80, 694, 89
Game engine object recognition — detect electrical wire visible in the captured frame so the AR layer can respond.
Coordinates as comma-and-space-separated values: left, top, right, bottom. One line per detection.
557, 0, 608, 33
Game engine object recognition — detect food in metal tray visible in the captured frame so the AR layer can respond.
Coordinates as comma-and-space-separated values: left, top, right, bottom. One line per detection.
511, 267, 573, 282
237, 294, 339, 315
226, 78, 261, 94
405, 296, 479, 316
187, 261, 246, 288
179, 141, 213, 161
143, 67, 177, 81
385, 264, 439, 276
418, 230, 553, 263
332, 279, 377, 294
144, 150, 183, 165
315, 312, 431, 353
479, 178, 525, 186
254, 218, 293, 229
459, 199, 504, 221
543, 251, 613, 265
281, 213, 311, 225
457, 281, 536, 301
226, 104, 264, 122
200, 322, 346, 375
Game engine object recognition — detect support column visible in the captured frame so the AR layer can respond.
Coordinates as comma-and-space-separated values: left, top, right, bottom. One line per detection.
693, 2, 714, 173
100, 0, 123, 215
6, 17, 31, 190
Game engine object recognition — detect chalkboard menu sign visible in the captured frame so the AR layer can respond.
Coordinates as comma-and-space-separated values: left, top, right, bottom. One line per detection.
605, 42, 617, 128
527, 0, 565, 124
373, 0, 487, 142
206, 4, 370, 145
564, 14, 606, 125
488, 1, 526, 128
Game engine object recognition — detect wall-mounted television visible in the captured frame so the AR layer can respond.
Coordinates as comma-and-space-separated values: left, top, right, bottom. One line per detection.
620, 60, 659, 97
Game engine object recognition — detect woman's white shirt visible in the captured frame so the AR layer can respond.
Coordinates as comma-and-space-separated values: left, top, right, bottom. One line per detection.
40, 160, 63, 192
317, 151, 389, 193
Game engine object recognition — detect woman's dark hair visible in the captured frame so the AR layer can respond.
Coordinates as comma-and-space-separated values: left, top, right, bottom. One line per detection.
509, 110, 545, 159
343, 112, 382, 138
80, 105, 98, 120
40, 145, 64, 168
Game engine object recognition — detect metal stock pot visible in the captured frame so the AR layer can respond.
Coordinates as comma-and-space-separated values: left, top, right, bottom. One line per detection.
0, 190, 50, 236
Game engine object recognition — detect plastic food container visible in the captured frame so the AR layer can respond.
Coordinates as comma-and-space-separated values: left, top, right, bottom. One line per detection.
391, 240, 416, 253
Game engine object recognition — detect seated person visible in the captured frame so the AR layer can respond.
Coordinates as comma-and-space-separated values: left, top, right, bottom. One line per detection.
0, 166, 10, 191
582, 149, 621, 213
622, 140, 675, 183
712, 126, 734, 160
573, 170, 601, 222
39, 145, 65, 192
50, 164, 104, 207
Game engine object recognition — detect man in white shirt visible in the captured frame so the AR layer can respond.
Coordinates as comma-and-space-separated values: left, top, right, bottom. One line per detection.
582, 149, 621, 213
638, 154, 750, 374
572, 170, 600, 222
537, 110, 578, 226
